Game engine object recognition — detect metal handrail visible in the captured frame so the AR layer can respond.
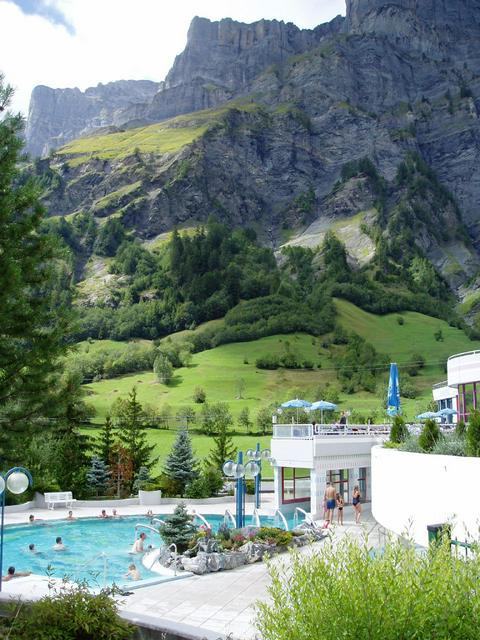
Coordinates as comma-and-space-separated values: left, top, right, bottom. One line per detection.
152, 517, 166, 527
224, 509, 236, 528
75, 551, 108, 586
448, 350, 480, 361
134, 523, 162, 536
191, 510, 212, 530
293, 507, 312, 527
273, 424, 391, 439
273, 509, 289, 531
251, 508, 261, 527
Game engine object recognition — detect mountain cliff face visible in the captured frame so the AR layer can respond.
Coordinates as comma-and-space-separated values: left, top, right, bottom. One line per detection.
25, 80, 160, 157
29, 1, 480, 314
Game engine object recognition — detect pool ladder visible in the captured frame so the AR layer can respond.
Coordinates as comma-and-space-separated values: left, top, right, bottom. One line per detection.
251, 508, 261, 527
273, 509, 289, 531
191, 510, 212, 531
223, 509, 236, 528
75, 551, 109, 587
293, 507, 313, 528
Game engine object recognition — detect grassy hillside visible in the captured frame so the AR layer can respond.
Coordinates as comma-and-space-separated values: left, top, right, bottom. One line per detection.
83, 299, 479, 424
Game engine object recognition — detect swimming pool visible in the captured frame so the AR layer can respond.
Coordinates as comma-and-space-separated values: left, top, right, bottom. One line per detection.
4, 512, 298, 587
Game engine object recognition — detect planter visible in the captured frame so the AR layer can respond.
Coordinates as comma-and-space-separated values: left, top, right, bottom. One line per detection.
139, 489, 162, 505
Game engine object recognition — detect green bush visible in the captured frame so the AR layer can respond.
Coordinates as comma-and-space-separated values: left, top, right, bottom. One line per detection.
256, 354, 280, 370
399, 434, 423, 453
431, 435, 466, 457
193, 386, 206, 403
1, 587, 134, 639
255, 527, 293, 547
390, 415, 408, 444
466, 409, 480, 456
455, 419, 466, 437
256, 535, 480, 640
419, 419, 441, 451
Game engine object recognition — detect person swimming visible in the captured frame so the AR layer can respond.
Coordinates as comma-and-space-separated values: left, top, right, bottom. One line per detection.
3, 566, 31, 581
125, 563, 140, 581
53, 536, 66, 551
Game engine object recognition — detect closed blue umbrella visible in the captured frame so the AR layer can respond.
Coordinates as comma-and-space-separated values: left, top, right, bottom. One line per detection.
309, 400, 338, 424
386, 363, 401, 417
280, 398, 312, 423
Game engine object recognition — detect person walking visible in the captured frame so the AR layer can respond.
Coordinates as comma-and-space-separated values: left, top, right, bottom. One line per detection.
352, 485, 362, 524
336, 493, 344, 525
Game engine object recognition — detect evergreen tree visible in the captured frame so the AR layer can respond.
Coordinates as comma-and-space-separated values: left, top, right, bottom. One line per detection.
163, 429, 198, 495
419, 419, 441, 452
158, 503, 197, 552
86, 456, 111, 496
466, 409, 480, 456
390, 415, 408, 444
109, 444, 134, 498
154, 354, 173, 384
0, 76, 75, 460
114, 388, 156, 485
207, 423, 236, 472
238, 407, 253, 432
96, 415, 115, 464
133, 466, 151, 492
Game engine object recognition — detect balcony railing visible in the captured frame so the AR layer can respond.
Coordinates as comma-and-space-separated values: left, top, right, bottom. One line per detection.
273, 424, 391, 439
432, 380, 449, 390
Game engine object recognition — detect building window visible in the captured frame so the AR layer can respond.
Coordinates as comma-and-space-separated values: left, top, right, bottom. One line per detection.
281, 467, 310, 504
327, 469, 349, 503
358, 467, 367, 501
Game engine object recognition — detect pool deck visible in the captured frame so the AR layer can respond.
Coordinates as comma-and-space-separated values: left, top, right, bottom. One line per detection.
0, 499, 382, 639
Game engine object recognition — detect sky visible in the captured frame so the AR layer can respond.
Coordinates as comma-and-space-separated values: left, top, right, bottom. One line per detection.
0, 0, 345, 116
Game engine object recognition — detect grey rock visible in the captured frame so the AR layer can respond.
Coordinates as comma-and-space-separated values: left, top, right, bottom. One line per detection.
180, 550, 247, 574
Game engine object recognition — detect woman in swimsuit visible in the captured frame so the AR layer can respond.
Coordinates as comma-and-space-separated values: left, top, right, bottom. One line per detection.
336, 493, 344, 525
352, 485, 362, 524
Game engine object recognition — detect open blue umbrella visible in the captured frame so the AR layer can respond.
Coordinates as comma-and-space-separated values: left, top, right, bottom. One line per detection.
416, 411, 439, 420
308, 400, 338, 424
386, 363, 401, 417
280, 398, 312, 423
436, 408, 457, 417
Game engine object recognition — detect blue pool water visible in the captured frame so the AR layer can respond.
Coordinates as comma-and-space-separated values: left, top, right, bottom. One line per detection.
3, 513, 298, 587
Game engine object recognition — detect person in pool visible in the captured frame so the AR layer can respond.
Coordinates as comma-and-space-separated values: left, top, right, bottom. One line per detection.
53, 536, 66, 551
99, 509, 110, 519
131, 532, 147, 553
66, 511, 76, 521
3, 566, 31, 581
125, 563, 141, 581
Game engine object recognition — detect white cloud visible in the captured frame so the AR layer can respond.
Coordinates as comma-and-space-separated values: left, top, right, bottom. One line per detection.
0, 0, 345, 116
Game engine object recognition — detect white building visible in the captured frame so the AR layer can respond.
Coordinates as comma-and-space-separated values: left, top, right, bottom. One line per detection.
432, 350, 480, 423
271, 424, 388, 517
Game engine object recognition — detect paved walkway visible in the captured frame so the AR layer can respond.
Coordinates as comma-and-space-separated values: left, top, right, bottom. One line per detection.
1, 501, 383, 640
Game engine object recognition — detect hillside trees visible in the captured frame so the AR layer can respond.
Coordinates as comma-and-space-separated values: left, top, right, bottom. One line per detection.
0, 75, 76, 461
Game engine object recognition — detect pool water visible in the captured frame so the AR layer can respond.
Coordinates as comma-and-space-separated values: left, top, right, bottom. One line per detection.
4, 513, 299, 587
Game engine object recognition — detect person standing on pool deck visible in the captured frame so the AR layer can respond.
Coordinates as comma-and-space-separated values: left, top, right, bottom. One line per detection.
336, 493, 344, 525
324, 482, 336, 526
352, 485, 362, 524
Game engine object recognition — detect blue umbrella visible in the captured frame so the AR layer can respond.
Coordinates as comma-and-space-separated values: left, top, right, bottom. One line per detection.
436, 408, 457, 417
309, 400, 338, 424
386, 363, 401, 417
280, 398, 312, 423
416, 411, 439, 420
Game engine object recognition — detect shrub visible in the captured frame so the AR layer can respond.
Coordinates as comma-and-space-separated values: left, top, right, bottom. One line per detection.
455, 419, 466, 437
256, 535, 480, 640
401, 380, 418, 399
399, 434, 423, 453
193, 386, 206, 403
2, 586, 134, 639
396, 316, 405, 325
419, 419, 441, 451
255, 527, 293, 547
390, 415, 408, 444
158, 503, 197, 552
466, 409, 480, 456
185, 477, 210, 499
431, 435, 466, 457
256, 354, 280, 370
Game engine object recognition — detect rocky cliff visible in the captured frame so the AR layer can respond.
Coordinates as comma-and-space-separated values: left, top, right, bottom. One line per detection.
25, 80, 160, 157
29, 1, 480, 312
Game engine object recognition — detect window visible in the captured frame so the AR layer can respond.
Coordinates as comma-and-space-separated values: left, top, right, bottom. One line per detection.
327, 469, 349, 503
358, 468, 367, 501
281, 467, 310, 503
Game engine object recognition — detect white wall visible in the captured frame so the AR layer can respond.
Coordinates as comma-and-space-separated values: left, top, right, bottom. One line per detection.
372, 446, 480, 547
448, 351, 480, 387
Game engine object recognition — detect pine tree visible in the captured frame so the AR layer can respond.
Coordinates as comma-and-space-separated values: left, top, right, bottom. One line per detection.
114, 388, 156, 486
0, 76, 75, 460
133, 466, 151, 493
96, 415, 116, 464
207, 423, 237, 472
158, 503, 196, 552
164, 429, 198, 495
109, 444, 134, 498
390, 415, 408, 444
86, 456, 111, 496
419, 419, 441, 452
466, 409, 480, 456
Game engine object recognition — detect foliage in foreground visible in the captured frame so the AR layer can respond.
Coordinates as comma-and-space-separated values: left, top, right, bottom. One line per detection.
256, 535, 480, 640
0, 586, 134, 640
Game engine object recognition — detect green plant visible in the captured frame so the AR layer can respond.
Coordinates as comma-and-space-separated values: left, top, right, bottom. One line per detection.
256, 535, 480, 640
255, 527, 293, 547
390, 415, 408, 444
419, 419, 441, 451
158, 503, 197, 552
193, 386, 206, 403
431, 435, 466, 456
1, 585, 134, 639
399, 435, 423, 453
163, 429, 198, 496
455, 419, 466, 437
466, 409, 480, 456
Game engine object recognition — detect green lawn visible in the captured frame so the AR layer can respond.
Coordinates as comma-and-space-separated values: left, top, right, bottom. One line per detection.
81, 300, 480, 434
